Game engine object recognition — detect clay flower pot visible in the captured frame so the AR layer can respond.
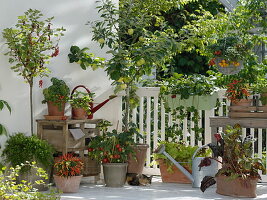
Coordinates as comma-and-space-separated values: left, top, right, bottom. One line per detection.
127, 144, 149, 174
216, 175, 258, 198
53, 175, 82, 193
157, 159, 192, 184
71, 107, 87, 119
103, 163, 128, 187
47, 101, 65, 116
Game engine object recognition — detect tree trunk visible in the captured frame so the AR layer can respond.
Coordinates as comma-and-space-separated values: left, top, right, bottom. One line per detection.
30, 84, 33, 135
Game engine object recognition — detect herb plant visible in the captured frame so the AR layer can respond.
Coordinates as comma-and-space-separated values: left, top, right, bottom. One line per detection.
42, 77, 70, 110
70, 91, 94, 115
54, 153, 84, 177
2, 9, 65, 135
2, 133, 54, 173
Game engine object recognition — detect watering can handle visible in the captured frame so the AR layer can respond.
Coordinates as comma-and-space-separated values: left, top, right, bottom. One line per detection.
192, 144, 209, 160
70, 85, 91, 99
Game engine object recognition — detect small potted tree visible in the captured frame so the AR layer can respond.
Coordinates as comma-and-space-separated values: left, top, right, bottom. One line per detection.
42, 77, 70, 119
70, 91, 94, 119
88, 129, 134, 187
54, 153, 84, 193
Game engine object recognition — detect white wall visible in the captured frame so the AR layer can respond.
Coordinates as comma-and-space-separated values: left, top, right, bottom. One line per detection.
0, 0, 120, 141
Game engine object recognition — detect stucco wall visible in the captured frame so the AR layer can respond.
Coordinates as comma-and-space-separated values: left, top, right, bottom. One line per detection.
0, 0, 121, 143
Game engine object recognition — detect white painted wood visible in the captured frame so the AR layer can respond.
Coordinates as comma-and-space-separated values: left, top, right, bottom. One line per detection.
204, 109, 213, 144
132, 107, 137, 143
190, 113, 195, 146
139, 97, 144, 144
160, 99, 166, 141
251, 128, 255, 157
258, 129, 263, 158
146, 97, 151, 167
153, 96, 159, 169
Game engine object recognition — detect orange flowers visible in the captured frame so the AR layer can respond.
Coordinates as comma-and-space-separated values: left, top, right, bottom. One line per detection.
225, 80, 250, 103
54, 153, 84, 177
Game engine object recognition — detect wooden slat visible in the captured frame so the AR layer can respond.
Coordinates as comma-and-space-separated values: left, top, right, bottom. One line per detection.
132, 107, 137, 143
153, 96, 159, 169
251, 128, 255, 157
204, 109, 213, 144
160, 99, 165, 141
146, 97, 151, 167
190, 113, 195, 146
229, 112, 267, 118
258, 129, 263, 158
139, 97, 144, 144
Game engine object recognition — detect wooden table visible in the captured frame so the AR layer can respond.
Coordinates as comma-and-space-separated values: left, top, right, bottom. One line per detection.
210, 116, 267, 143
36, 119, 103, 157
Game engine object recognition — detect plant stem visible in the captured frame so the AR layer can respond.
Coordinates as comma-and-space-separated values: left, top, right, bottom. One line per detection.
124, 85, 130, 131
30, 83, 33, 135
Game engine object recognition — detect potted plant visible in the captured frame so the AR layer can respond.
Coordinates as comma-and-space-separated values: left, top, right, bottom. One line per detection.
1, 132, 55, 191
53, 153, 84, 193
225, 79, 251, 106
88, 129, 134, 187
42, 77, 70, 118
207, 35, 253, 75
215, 125, 264, 198
70, 91, 94, 119
153, 141, 210, 183
2, 9, 65, 135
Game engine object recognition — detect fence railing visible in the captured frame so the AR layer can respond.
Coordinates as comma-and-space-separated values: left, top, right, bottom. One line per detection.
127, 87, 267, 179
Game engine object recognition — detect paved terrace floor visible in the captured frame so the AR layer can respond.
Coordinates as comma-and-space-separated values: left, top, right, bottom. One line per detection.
60, 176, 267, 200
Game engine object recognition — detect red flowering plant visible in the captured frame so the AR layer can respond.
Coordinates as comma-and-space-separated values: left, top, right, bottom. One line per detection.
225, 79, 250, 103
88, 129, 135, 164
42, 77, 70, 110
54, 153, 84, 178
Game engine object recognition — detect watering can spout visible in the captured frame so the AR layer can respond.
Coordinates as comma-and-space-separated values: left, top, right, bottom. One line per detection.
91, 95, 117, 114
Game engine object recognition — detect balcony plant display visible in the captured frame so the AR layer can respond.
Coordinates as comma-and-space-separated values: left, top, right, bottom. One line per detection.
0, 99, 11, 136
1, 133, 55, 191
2, 9, 65, 135
153, 141, 210, 183
54, 153, 84, 193
88, 129, 134, 187
0, 162, 60, 199
208, 124, 264, 198
42, 77, 70, 119
70, 91, 94, 119
225, 79, 251, 106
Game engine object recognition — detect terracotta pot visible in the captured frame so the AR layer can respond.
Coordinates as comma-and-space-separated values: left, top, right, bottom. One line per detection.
127, 144, 149, 174
157, 159, 192, 184
47, 101, 65, 116
231, 99, 252, 107
71, 107, 87, 119
53, 175, 82, 193
216, 175, 258, 198
103, 163, 128, 187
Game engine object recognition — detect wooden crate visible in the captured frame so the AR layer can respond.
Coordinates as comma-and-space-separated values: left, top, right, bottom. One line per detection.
229, 106, 267, 118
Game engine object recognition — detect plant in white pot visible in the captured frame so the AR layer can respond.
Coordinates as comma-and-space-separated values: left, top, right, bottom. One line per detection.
53, 153, 84, 193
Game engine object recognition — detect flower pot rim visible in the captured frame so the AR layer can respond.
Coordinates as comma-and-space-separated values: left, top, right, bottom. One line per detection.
102, 162, 128, 166
53, 174, 83, 178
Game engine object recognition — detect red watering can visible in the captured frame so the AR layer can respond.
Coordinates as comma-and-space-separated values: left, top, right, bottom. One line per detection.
71, 85, 116, 119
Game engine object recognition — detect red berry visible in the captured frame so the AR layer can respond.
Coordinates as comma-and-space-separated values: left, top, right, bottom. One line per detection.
116, 144, 120, 148
171, 95, 176, 98
88, 148, 93, 152
99, 147, 104, 151
118, 148, 122, 152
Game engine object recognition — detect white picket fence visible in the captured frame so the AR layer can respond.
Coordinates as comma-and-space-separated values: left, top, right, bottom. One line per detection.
126, 87, 267, 179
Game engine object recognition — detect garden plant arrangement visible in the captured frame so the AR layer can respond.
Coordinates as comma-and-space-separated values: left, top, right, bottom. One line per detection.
42, 77, 70, 118
70, 91, 94, 119
0, 100, 11, 135
2, 9, 65, 135
54, 153, 84, 193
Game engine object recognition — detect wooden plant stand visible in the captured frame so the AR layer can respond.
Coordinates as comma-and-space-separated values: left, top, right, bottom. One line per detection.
228, 106, 267, 118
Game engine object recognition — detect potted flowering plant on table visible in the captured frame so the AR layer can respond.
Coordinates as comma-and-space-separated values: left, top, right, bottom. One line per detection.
54, 153, 83, 193
207, 35, 253, 75
225, 79, 251, 106
70, 91, 94, 119
42, 77, 70, 119
88, 129, 134, 187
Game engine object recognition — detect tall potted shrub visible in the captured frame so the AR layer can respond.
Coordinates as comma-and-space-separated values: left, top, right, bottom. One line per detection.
2, 9, 65, 135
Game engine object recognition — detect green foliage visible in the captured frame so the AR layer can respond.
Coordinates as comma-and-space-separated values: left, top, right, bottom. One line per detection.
0, 100, 11, 136
217, 125, 265, 180
0, 162, 60, 200
153, 141, 211, 172
68, 46, 105, 70
2, 133, 54, 173
70, 91, 94, 115
42, 77, 70, 110
160, 73, 218, 99
225, 79, 250, 102
88, 129, 136, 163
